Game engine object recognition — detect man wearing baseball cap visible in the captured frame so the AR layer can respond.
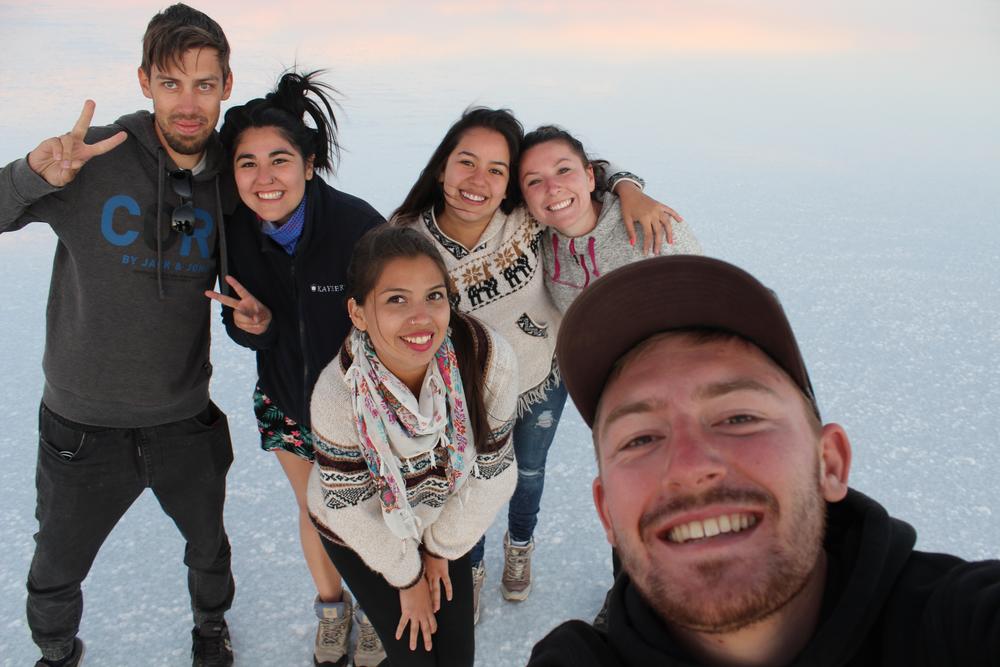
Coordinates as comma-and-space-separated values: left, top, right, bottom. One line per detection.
528, 256, 999, 666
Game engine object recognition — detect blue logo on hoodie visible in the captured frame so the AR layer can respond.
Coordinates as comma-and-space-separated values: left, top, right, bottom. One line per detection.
101, 195, 213, 258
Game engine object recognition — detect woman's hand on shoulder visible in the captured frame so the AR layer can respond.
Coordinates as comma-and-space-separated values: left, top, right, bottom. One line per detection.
397, 577, 437, 651
615, 182, 682, 255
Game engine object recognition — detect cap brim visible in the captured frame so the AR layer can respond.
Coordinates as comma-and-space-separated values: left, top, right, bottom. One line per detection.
555, 255, 814, 427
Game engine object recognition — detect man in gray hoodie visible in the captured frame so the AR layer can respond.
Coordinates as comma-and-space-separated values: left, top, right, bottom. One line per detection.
0, 5, 237, 666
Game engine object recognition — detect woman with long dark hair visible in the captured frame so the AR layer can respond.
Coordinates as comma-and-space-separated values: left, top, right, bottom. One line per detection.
307, 225, 518, 666
205, 71, 385, 666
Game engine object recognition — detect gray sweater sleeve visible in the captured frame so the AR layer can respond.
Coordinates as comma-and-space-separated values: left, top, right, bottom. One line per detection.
0, 158, 63, 234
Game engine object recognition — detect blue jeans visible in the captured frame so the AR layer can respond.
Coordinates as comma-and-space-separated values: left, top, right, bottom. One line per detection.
27, 402, 235, 660
470, 378, 568, 565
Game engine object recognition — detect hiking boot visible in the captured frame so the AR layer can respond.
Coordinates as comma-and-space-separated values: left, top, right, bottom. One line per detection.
35, 638, 85, 667
353, 608, 387, 667
593, 588, 613, 632
191, 619, 233, 667
500, 532, 534, 601
314, 591, 353, 667
471, 560, 487, 624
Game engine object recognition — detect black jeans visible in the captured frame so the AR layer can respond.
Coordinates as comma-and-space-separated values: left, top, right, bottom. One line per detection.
27, 402, 235, 659
323, 539, 475, 667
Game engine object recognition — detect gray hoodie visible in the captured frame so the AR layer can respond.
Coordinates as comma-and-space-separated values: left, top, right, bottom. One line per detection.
543, 193, 703, 313
0, 111, 233, 427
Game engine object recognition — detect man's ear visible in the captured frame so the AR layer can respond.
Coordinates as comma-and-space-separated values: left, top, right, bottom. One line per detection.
347, 297, 367, 332
221, 70, 233, 101
818, 423, 852, 502
593, 476, 618, 548
138, 66, 153, 99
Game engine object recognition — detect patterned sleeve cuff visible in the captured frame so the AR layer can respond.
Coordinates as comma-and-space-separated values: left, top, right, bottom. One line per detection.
397, 560, 426, 590
420, 543, 445, 559
607, 171, 646, 192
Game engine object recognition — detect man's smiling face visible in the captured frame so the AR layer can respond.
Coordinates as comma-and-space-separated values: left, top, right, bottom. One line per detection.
593, 332, 849, 632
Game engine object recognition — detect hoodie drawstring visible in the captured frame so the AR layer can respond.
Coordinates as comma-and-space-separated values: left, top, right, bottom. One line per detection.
215, 176, 230, 297
155, 150, 165, 300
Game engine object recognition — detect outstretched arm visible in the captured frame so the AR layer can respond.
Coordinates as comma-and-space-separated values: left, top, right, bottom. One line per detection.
1, 100, 127, 234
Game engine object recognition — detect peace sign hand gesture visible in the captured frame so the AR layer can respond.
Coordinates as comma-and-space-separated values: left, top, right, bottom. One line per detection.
27, 100, 128, 188
205, 275, 273, 336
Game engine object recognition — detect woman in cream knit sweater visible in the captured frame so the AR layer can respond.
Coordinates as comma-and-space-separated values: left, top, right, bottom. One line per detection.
307, 225, 518, 666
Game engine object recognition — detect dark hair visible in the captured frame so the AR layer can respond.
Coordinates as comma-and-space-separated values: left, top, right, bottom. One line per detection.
141, 4, 231, 80
219, 70, 341, 172
347, 226, 497, 452
521, 124, 609, 200
391, 107, 524, 221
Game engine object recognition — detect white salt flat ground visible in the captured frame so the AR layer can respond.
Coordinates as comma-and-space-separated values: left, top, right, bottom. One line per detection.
1, 178, 998, 665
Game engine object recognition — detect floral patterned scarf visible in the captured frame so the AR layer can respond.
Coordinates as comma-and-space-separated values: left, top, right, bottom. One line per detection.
346, 328, 473, 541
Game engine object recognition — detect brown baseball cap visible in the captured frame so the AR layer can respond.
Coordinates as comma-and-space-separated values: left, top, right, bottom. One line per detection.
555, 255, 818, 427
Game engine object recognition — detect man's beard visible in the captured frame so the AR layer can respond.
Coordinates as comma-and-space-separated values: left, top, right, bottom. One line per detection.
618, 472, 826, 634
158, 115, 211, 156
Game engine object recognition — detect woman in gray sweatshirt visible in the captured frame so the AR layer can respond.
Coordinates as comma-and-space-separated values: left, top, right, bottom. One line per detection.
518, 125, 703, 313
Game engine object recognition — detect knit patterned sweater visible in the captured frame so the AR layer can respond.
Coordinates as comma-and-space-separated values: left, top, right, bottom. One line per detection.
407, 207, 561, 407
543, 194, 703, 313
307, 316, 518, 588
